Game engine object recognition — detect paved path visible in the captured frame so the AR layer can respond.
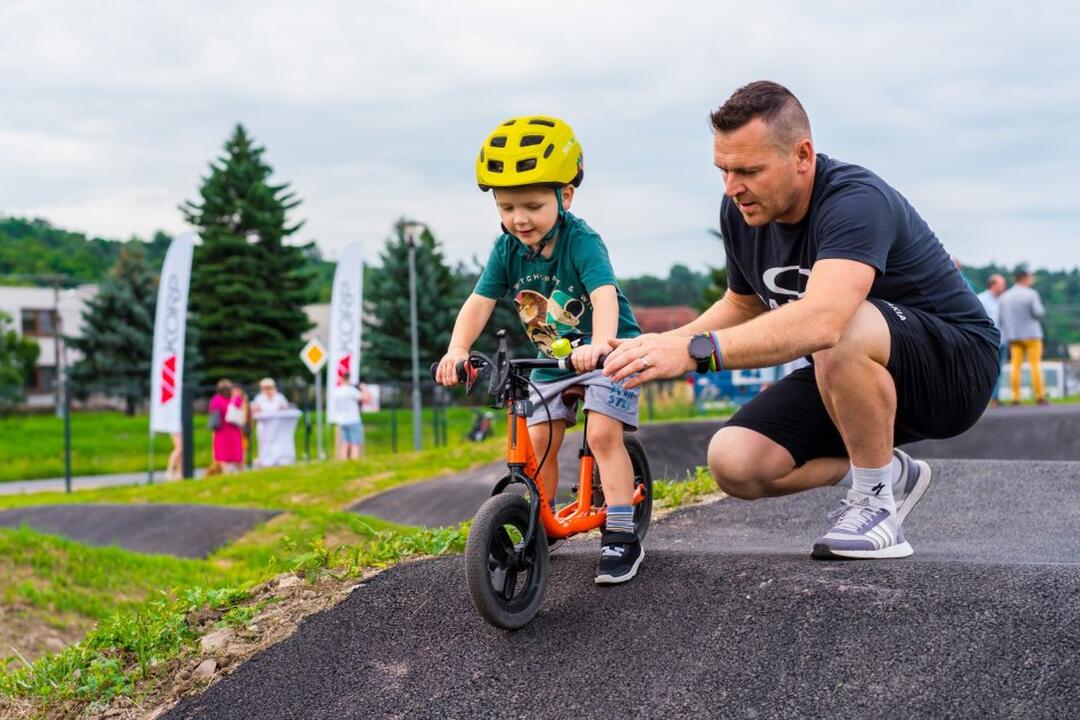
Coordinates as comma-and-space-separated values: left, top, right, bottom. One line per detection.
166, 458, 1080, 719
351, 405, 1080, 528
0, 470, 203, 496
0, 504, 278, 558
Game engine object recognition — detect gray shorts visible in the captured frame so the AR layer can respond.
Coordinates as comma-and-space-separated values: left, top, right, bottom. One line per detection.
526, 370, 640, 430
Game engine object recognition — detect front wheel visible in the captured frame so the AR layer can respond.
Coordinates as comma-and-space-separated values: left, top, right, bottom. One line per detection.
464, 493, 549, 630
594, 433, 653, 541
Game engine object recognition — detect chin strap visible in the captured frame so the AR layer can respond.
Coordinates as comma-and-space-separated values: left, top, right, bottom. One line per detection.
523, 188, 565, 262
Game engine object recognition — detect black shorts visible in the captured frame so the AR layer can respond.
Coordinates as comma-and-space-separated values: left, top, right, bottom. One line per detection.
724, 299, 1000, 466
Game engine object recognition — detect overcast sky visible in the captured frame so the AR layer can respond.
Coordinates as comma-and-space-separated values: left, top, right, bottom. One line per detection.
2, 1, 1078, 276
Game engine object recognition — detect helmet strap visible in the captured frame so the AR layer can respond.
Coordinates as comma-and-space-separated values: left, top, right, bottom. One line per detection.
524, 188, 565, 262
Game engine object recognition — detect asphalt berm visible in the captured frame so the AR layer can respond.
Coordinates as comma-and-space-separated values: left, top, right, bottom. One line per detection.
350, 404, 1080, 528
0, 504, 278, 558
166, 457, 1080, 719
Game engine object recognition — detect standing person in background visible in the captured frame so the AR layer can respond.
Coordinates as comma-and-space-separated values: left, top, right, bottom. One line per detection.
332, 378, 370, 460
230, 384, 252, 467
209, 379, 244, 473
999, 270, 1048, 405
251, 377, 289, 416
977, 274, 1008, 406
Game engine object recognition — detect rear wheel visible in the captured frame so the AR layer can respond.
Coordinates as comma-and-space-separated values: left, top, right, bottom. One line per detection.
464, 493, 549, 630
593, 433, 653, 541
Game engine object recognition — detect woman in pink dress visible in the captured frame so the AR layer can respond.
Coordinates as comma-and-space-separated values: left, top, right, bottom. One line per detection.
209, 379, 244, 473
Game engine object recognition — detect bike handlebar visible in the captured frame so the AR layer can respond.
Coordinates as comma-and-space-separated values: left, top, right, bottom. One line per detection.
429, 354, 606, 386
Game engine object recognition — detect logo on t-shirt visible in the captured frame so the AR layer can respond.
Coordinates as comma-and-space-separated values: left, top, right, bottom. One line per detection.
760, 265, 811, 309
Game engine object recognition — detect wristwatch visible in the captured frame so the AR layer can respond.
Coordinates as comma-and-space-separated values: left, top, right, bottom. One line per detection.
688, 333, 716, 374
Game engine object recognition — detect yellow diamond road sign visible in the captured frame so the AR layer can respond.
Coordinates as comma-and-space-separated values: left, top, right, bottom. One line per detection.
300, 338, 328, 374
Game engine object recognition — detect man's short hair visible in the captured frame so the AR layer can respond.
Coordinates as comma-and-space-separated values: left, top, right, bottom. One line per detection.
710, 81, 811, 150
1015, 269, 1031, 282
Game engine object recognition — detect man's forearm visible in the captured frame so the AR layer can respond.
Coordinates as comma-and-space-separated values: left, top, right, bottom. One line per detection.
716, 299, 837, 369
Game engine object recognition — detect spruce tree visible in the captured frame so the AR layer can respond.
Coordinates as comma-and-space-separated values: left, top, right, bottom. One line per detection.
182, 124, 312, 386
67, 245, 157, 414
363, 222, 463, 381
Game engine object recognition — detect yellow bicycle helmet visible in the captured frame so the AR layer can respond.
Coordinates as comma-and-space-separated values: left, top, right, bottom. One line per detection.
476, 115, 584, 191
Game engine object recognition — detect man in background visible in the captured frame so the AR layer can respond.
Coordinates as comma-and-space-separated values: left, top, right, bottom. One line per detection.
999, 270, 1048, 405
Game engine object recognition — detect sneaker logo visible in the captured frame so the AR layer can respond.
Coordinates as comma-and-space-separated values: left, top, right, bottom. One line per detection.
602, 546, 626, 558
870, 482, 886, 495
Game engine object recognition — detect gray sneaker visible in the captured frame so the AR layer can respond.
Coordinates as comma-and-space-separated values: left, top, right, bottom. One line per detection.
892, 448, 932, 525
812, 492, 913, 560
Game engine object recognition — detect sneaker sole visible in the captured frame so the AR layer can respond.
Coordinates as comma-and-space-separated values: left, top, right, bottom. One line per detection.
594, 549, 645, 585
896, 460, 932, 525
811, 540, 914, 560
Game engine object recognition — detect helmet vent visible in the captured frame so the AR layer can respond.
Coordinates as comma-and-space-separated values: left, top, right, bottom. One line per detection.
503, 119, 516, 126
520, 135, 544, 147
489, 136, 507, 148
543, 143, 554, 158
487, 159, 504, 173
516, 158, 537, 172
528, 118, 555, 127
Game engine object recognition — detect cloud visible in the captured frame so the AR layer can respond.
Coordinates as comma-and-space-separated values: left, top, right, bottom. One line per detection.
1, 0, 1078, 273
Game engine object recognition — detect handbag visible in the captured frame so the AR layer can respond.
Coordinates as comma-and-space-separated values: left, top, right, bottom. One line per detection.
225, 401, 246, 427
208, 407, 223, 431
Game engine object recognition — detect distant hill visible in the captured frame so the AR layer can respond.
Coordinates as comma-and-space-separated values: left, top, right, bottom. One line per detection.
0, 216, 170, 285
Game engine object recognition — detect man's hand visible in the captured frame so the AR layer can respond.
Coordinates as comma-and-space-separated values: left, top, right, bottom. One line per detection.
570, 343, 607, 373
435, 347, 469, 386
602, 334, 695, 389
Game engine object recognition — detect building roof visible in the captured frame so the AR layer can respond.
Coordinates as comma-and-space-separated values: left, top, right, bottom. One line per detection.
632, 305, 699, 334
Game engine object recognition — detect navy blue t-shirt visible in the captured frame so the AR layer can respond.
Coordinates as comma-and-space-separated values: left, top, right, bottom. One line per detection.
720, 154, 998, 349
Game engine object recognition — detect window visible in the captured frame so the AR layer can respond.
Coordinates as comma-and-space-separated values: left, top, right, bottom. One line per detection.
21, 308, 57, 337
29, 366, 56, 393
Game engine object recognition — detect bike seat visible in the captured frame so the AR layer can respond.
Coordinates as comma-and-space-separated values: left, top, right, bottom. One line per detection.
560, 384, 586, 410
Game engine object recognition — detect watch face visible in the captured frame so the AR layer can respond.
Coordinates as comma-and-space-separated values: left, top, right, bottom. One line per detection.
689, 334, 713, 360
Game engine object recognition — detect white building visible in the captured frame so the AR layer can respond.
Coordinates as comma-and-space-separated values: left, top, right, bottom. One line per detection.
0, 284, 97, 409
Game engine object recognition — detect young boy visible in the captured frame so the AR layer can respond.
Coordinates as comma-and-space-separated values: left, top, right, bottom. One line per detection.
435, 115, 644, 584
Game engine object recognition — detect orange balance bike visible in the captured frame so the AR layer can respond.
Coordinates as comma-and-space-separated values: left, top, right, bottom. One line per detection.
431, 330, 652, 630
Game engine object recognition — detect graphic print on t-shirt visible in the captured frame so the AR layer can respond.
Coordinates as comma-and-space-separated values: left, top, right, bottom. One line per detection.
760, 265, 812, 308
513, 288, 586, 356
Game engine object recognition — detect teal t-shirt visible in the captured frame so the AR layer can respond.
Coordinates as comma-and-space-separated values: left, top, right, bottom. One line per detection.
474, 212, 641, 382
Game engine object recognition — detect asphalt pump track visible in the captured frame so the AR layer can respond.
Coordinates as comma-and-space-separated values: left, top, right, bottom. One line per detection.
166, 456, 1080, 719
0, 504, 278, 558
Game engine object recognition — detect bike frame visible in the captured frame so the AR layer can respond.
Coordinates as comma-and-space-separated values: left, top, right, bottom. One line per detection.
493, 370, 646, 549
437, 330, 645, 553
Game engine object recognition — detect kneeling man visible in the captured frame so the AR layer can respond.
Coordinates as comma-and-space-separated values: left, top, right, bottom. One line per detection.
605, 81, 999, 559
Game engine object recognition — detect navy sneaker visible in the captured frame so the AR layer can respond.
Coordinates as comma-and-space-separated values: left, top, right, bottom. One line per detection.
595, 531, 644, 584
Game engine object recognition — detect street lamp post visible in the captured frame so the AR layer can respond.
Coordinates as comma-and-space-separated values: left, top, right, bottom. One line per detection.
399, 220, 425, 451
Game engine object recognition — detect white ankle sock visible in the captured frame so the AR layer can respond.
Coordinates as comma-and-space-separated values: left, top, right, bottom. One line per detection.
837, 456, 902, 490
850, 463, 895, 506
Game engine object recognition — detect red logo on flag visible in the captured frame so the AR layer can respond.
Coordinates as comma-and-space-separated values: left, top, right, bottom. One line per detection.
336, 355, 351, 384
161, 355, 177, 403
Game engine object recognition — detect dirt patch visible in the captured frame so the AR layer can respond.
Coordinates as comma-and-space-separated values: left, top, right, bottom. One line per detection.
1, 603, 92, 672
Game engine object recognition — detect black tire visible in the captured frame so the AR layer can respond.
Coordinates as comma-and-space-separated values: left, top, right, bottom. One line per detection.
593, 433, 653, 541
464, 493, 549, 630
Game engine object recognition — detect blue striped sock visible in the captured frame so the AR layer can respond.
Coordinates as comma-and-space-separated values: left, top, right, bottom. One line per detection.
606, 504, 635, 534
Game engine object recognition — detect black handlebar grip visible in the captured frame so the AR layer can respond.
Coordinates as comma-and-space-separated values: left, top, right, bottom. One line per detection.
430, 360, 470, 385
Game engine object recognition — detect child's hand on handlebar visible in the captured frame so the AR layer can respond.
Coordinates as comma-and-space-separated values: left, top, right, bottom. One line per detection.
571, 343, 606, 373
436, 347, 469, 386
